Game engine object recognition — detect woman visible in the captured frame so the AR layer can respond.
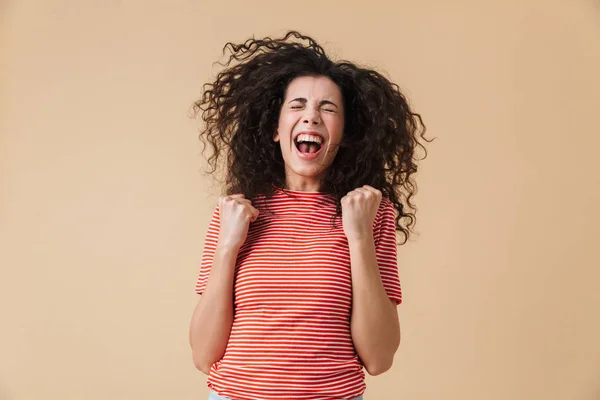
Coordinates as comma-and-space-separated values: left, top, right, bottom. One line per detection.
189, 31, 427, 400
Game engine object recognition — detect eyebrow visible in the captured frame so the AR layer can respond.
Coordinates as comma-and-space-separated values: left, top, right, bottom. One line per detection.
288, 98, 339, 108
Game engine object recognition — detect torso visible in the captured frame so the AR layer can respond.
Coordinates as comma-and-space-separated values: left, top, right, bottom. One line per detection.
209, 189, 365, 399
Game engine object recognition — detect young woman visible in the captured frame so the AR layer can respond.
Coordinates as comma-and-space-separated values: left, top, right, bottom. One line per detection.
189, 31, 427, 400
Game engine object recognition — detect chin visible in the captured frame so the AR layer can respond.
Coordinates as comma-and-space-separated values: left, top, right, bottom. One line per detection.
293, 165, 325, 177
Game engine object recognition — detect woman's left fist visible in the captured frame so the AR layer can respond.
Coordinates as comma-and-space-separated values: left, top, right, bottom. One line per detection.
341, 185, 382, 242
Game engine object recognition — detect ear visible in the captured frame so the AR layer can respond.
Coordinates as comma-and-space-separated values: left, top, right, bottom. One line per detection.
273, 129, 280, 143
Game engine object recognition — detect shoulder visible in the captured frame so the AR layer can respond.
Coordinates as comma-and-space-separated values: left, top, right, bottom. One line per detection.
378, 197, 395, 215
374, 197, 396, 227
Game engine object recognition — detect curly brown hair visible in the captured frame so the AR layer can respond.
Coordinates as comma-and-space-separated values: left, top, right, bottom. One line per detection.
193, 31, 430, 244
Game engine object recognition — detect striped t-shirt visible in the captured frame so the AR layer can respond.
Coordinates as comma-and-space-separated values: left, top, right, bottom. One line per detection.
195, 188, 402, 400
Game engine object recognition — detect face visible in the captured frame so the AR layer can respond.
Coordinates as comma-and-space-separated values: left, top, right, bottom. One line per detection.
274, 75, 345, 191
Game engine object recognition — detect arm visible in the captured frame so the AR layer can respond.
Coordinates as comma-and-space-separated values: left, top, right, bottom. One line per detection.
189, 195, 258, 375
349, 236, 401, 376
189, 244, 238, 374
342, 186, 401, 376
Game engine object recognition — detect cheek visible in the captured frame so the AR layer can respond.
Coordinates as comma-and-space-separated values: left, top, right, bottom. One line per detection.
277, 114, 297, 143
327, 118, 345, 144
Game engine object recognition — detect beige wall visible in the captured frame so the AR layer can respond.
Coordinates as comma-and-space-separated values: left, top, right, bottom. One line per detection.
1, 1, 599, 399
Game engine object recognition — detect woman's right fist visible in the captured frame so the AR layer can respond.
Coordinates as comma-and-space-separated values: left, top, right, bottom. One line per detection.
217, 194, 259, 251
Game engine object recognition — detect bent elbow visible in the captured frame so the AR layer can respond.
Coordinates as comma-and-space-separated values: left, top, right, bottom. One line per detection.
191, 351, 212, 375
198, 363, 212, 375
365, 357, 394, 376
193, 359, 212, 375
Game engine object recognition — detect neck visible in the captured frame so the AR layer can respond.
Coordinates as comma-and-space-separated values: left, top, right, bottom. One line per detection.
284, 176, 322, 192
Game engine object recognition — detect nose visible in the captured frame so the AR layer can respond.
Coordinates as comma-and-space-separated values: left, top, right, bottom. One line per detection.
302, 107, 321, 125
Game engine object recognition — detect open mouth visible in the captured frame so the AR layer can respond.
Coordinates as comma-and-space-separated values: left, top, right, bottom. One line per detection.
294, 133, 323, 155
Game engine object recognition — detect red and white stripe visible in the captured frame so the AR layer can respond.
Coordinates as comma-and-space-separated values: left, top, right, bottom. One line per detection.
195, 188, 402, 400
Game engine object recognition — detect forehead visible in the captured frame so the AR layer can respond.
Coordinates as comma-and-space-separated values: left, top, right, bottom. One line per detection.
284, 76, 342, 100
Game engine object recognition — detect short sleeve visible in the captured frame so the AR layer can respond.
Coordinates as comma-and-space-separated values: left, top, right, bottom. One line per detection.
194, 206, 220, 295
374, 199, 402, 305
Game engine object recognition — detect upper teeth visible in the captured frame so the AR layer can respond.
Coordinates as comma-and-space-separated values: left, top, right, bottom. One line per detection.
296, 134, 323, 144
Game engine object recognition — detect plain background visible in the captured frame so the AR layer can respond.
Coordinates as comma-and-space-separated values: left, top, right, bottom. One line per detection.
1, 1, 599, 399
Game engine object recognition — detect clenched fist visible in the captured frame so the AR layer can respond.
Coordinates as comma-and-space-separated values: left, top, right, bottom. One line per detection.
217, 194, 259, 251
341, 185, 382, 242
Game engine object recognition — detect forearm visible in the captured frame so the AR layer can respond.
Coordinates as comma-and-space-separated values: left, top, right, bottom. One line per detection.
349, 235, 401, 376
189, 244, 238, 374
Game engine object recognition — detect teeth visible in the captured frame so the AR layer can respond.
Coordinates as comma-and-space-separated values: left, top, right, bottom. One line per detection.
296, 134, 323, 144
